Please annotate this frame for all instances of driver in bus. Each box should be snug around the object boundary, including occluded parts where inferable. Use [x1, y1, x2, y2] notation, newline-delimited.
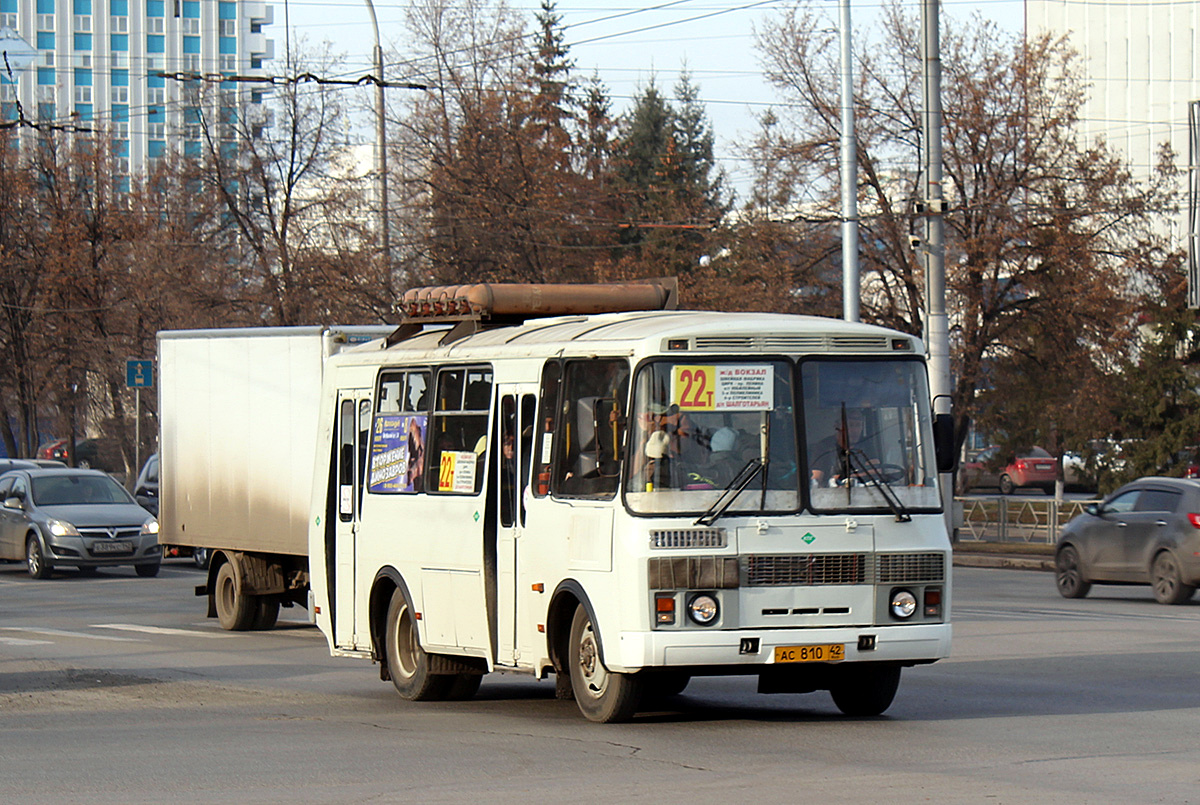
[810, 408, 874, 487]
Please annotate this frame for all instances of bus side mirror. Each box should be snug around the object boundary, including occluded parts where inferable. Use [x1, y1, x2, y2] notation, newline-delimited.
[933, 413, 956, 473]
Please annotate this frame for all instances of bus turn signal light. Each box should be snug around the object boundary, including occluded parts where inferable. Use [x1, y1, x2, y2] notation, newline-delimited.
[656, 595, 676, 625]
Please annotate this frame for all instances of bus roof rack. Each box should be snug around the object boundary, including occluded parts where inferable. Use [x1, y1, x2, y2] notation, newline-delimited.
[385, 278, 679, 347]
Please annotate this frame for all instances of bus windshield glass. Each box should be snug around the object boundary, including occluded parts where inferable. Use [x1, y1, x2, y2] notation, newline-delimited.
[624, 360, 800, 515]
[802, 359, 941, 512]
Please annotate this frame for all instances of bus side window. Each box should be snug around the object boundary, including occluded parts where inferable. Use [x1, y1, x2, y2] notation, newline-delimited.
[533, 362, 562, 497]
[427, 366, 492, 494]
[556, 359, 628, 498]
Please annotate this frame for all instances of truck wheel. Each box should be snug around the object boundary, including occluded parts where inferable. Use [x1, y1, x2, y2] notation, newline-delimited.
[215, 561, 256, 630]
[27, 536, 53, 580]
[568, 604, 642, 722]
[252, 597, 280, 630]
[384, 589, 450, 701]
[829, 663, 902, 717]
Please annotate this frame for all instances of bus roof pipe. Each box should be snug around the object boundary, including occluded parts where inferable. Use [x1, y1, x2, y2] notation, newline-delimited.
[387, 279, 680, 347]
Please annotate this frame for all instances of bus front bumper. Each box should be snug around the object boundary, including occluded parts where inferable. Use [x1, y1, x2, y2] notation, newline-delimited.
[608, 622, 952, 672]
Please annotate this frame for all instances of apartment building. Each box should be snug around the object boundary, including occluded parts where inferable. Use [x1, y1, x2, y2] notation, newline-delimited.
[1, 0, 273, 182]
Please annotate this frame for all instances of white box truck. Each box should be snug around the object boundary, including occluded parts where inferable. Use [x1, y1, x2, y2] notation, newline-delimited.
[158, 326, 392, 630]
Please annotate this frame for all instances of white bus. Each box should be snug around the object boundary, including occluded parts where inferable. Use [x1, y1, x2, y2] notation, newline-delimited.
[308, 282, 954, 722]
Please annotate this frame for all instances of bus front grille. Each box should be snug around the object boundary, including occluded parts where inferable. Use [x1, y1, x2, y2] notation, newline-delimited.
[649, 528, 727, 549]
[876, 552, 946, 583]
[746, 553, 868, 586]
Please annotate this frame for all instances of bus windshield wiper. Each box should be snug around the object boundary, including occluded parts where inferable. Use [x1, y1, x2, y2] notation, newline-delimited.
[844, 448, 911, 522]
[695, 458, 763, 527]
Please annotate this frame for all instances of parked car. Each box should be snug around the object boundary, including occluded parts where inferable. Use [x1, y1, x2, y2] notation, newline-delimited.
[0, 468, 160, 578]
[36, 438, 121, 471]
[1055, 477, 1200, 604]
[958, 445, 1058, 495]
[0, 458, 39, 474]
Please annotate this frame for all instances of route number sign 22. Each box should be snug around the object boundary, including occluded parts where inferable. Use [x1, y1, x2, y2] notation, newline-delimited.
[670, 365, 774, 412]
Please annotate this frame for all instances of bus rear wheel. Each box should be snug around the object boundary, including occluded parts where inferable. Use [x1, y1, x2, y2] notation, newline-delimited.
[829, 662, 902, 717]
[568, 604, 642, 723]
[385, 589, 450, 701]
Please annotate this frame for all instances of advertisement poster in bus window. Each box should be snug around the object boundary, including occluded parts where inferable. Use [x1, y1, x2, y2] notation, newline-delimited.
[368, 414, 427, 493]
[670, 364, 774, 411]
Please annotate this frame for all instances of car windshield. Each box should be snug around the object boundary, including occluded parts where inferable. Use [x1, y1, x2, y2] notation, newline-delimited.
[32, 475, 134, 506]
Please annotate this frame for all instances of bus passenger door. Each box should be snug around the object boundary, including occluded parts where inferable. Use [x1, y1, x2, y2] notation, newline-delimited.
[333, 390, 372, 650]
[492, 390, 536, 665]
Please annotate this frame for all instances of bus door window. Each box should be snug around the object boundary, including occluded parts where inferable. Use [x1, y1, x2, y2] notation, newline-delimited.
[519, 394, 535, 525]
[370, 370, 429, 495]
[499, 395, 517, 528]
[532, 362, 562, 498]
[428, 365, 493, 494]
[357, 400, 371, 511]
[338, 399, 356, 521]
[556, 359, 629, 498]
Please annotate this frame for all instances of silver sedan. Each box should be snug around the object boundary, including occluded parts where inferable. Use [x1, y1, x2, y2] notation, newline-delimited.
[0, 468, 161, 578]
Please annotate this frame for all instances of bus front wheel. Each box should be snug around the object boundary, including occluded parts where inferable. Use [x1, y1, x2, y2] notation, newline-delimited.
[568, 604, 642, 723]
[829, 662, 901, 717]
[385, 589, 450, 701]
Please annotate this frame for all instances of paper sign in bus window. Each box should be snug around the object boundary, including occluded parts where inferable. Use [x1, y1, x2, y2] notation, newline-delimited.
[438, 450, 477, 493]
[671, 364, 774, 411]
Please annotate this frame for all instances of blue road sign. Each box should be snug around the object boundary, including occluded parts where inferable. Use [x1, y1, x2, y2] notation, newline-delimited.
[126, 359, 154, 388]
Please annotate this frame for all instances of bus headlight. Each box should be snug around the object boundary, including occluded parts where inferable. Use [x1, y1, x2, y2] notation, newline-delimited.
[890, 589, 917, 619]
[687, 593, 719, 625]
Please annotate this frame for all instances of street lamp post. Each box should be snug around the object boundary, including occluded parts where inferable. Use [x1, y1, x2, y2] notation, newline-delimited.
[362, 1, 389, 268]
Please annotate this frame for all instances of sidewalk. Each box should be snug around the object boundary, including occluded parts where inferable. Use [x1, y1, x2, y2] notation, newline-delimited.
[952, 540, 1055, 572]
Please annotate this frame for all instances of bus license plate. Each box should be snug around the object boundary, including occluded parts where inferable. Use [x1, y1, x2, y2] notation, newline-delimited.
[92, 541, 132, 554]
[773, 643, 844, 663]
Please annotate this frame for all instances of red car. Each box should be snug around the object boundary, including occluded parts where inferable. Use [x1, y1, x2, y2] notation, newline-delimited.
[958, 445, 1058, 495]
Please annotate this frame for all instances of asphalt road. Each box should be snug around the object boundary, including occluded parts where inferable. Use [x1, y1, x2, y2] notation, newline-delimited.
[1, 559, 1196, 804]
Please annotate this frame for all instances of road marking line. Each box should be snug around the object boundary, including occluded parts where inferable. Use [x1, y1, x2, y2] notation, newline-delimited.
[0, 636, 53, 646]
[93, 623, 234, 638]
[0, 626, 146, 643]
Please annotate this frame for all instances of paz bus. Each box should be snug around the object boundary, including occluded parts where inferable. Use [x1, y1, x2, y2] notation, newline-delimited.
[308, 281, 954, 722]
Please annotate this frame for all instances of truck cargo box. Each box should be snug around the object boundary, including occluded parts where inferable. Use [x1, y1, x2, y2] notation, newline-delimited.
[158, 326, 390, 557]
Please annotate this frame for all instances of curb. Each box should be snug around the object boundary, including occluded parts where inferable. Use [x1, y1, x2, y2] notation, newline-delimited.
[953, 553, 1054, 572]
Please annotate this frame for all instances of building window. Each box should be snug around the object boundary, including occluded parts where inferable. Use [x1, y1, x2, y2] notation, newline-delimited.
[73, 15, 91, 33]
[149, 122, 165, 139]
[182, 54, 199, 72]
[115, 157, 130, 174]
[250, 55, 262, 69]
[111, 86, 128, 103]
[74, 86, 92, 104]
[37, 14, 55, 30]
[111, 15, 128, 33]
[148, 87, 165, 105]
[181, 17, 198, 35]
[0, 13, 18, 28]
[144, 56, 158, 71]
[42, 52, 55, 67]
[73, 53, 92, 68]
[147, 17, 164, 34]
[111, 51, 127, 68]
[220, 19, 236, 37]
[37, 85, 55, 102]
[114, 121, 129, 138]
[219, 54, 236, 72]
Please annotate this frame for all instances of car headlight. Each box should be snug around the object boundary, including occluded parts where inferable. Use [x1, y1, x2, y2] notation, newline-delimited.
[890, 589, 918, 619]
[47, 518, 81, 537]
[687, 593, 719, 625]
[141, 519, 159, 536]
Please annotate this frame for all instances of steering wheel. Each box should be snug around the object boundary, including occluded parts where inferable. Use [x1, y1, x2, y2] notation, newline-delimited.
[843, 463, 906, 485]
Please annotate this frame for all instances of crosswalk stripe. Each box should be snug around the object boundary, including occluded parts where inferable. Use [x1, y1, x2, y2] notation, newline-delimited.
[0, 626, 144, 643]
[92, 623, 234, 638]
[0, 636, 53, 646]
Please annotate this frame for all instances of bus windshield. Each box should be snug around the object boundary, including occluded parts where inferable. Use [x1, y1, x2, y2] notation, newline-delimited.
[803, 359, 941, 512]
[623, 357, 941, 516]
[624, 360, 800, 515]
